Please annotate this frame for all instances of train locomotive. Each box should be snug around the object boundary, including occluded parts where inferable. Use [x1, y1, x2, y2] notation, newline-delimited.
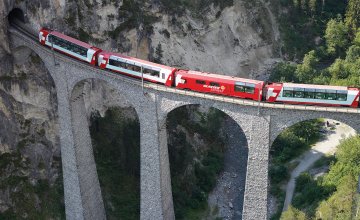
[38, 28, 360, 108]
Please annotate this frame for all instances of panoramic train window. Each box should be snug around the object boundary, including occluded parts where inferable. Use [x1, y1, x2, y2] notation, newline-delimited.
[128, 63, 141, 72]
[144, 68, 160, 77]
[283, 88, 294, 97]
[304, 88, 315, 99]
[109, 59, 124, 67]
[108, 58, 143, 72]
[325, 91, 337, 100]
[48, 35, 87, 56]
[294, 88, 304, 98]
[294, 91, 304, 98]
[283, 87, 348, 101]
[336, 91, 347, 101]
[196, 80, 206, 85]
[315, 92, 326, 99]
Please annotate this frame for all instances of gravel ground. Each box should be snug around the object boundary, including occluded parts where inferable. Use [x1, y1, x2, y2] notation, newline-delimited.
[206, 117, 249, 220]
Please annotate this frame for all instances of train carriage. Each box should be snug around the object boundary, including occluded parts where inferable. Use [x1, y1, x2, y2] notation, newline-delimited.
[175, 70, 264, 101]
[265, 82, 360, 108]
[37, 27, 360, 109]
[38, 28, 102, 65]
[97, 51, 176, 86]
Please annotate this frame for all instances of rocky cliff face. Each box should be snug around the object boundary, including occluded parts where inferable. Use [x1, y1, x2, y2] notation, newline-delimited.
[1, 0, 280, 78]
[0, 46, 63, 217]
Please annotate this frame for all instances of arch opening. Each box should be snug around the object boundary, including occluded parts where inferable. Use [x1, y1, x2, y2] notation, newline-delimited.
[7, 8, 26, 24]
[166, 104, 248, 219]
[269, 118, 358, 219]
[71, 79, 140, 219]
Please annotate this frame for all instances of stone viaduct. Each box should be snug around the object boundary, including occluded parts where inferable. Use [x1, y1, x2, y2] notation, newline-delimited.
[7, 24, 360, 220]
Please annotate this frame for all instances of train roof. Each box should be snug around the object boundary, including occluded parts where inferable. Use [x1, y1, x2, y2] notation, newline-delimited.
[50, 31, 94, 49]
[176, 70, 264, 84]
[282, 82, 350, 91]
[100, 51, 176, 71]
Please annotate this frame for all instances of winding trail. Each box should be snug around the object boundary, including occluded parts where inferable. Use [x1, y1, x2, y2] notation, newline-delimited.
[282, 120, 356, 211]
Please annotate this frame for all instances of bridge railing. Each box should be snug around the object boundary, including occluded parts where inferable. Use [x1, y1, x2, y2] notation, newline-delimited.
[9, 27, 360, 114]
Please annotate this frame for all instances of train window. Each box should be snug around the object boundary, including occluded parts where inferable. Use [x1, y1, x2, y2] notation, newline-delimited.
[109, 59, 123, 67]
[293, 88, 304, 98]
[234, 85, 245, 92]
[162, 73, 165, 79]
[144, 68, 160, 77]
[304, 88, 315, 99]
[49, 35, 88, 57]
[210, 82, 220, 87]
[315, 92, 326, 99]
[119, 62, 128, 69]
[283, 90, 293, 97]
[244, 87, 255, 94]
[135, 66, 142, 72]
[336, 91, 347, 101]
[294, 91, 304, 98]
[304, 92, 315, 99]
[326, 92, 337, 100]
[196, 80, 206, 85]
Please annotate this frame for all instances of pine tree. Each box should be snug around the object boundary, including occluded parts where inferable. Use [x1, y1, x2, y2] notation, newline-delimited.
[154, 43, 163, 64]
[345, 0, 360, 34]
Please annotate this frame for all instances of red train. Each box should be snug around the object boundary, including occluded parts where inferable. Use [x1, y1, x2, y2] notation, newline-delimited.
[39, 28, 360, 108]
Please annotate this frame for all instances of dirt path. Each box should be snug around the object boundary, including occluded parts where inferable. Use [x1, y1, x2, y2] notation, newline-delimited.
[282, 120, 356, 211]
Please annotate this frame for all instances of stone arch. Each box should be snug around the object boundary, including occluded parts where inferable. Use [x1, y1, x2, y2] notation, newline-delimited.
[268, 112, 359, 218]
[70, 78, 141, 220]
[165, 103, 249, 219]
[7, 8, 26, 24]
[12, 45, 57, 88]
